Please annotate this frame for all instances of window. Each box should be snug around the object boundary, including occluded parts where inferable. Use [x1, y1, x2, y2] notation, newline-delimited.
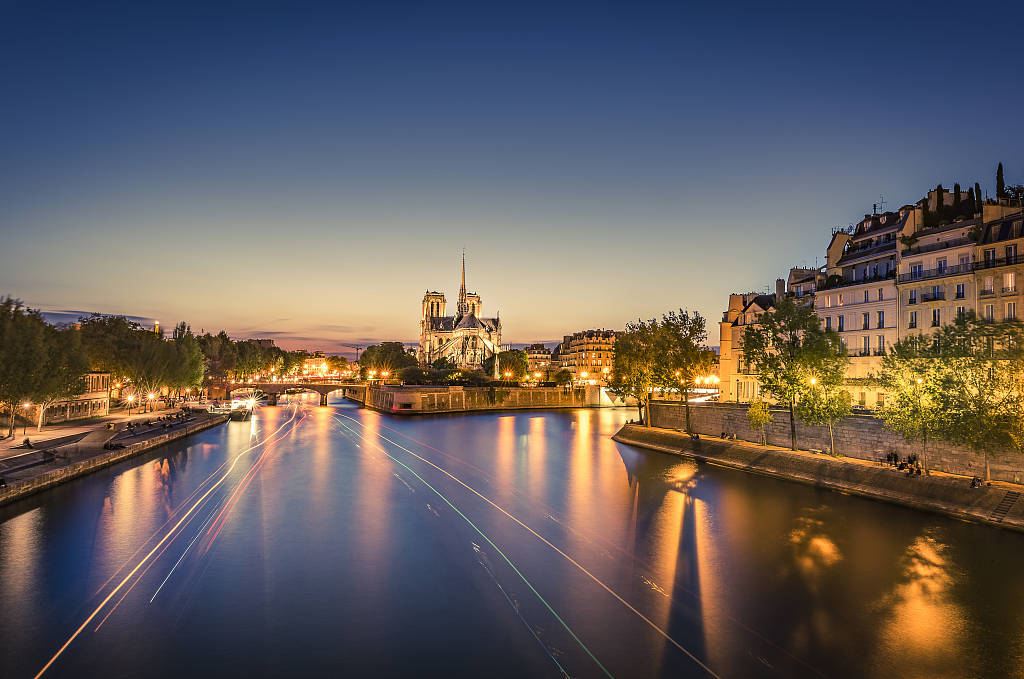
[838, 315, 844, 332]
[959, 255, 970, 268]
[956, 283, 965, 299]
[862, 312, 870, 330]
[877, 393, 886, 407]
[864, 290, 869, 302]
[877, 335, 885, 352]
[909, 311, 917, 329]
[957, 306, 966, 319]
[838, 294, 844, 305]
[861, 336, 870, 355]
[932, 285, 941, 299]
[1007, 244, 1018, 262]
[936, 257, 947, 274]
[932, 308, 941, 327]
[1008, 302, 1017, 321]
[825, 296, 832, 308]
[1004, 272, 1016, 293]
[877, 310, 884, 328]
[878, 288, 884, 301]
[825, 316, 832, 330]
[911, 263, 923, 278]
[858, 392, 867, 406]
[908, 290, 917, 304]
[984, 276, 994, 294]
[985, 249, 996, 266]
[985, 304, 995, 321]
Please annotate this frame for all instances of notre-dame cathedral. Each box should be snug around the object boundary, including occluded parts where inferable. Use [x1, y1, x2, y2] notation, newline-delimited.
[418, 255, 502, 368]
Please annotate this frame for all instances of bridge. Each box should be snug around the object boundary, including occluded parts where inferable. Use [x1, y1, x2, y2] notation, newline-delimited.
[212, 381, 366, 407]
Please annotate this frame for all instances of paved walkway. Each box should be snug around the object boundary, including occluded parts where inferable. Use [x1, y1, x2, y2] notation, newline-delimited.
[0, 404, 175, 460]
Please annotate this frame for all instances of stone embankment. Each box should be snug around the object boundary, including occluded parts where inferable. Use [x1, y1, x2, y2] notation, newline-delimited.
[614, 424, 1024, 533]
[0, 413, 229, 508]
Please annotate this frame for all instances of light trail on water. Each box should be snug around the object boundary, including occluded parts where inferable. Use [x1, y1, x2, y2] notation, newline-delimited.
[330, 410, 722, 679]
[32, 406, 304, 679]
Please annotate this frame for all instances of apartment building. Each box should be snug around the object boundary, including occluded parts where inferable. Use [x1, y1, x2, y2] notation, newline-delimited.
[718, 288, 780, 403]
[814, 209, 911, 407]
[554, 329, 618, 384]
[974, 209, 1024, 323]
[899, 217, 979, 334]
[523, 343, 553, 377]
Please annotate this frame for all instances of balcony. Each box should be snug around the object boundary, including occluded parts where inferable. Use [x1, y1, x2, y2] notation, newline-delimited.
[974, 253, 1024, 270]
[819, 271, 896, 291]
[922, 291, 946, 302]
[908, 323, 917, 329]
[898, 262, 972, 283]
[1003, 286, 1018, 294]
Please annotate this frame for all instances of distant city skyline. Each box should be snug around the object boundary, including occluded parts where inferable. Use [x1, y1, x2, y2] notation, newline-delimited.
[2, 0, 1022, 353]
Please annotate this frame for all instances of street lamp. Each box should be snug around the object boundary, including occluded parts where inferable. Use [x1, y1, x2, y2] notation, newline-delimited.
[22, 402, 30, 435]
[127, 394, 135, 416]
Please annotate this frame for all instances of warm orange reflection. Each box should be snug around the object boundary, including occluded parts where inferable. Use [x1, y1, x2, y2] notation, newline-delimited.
[871, 530, 970, 678]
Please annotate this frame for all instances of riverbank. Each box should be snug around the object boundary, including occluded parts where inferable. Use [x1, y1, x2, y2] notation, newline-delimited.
[613, 424, 1024, 533]
[0, 412, 229, 508]
[351, 384, 600, 414]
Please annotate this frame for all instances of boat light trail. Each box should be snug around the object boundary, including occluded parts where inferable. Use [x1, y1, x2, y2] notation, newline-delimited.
[32, 407, 303, 679]
[331, 411, 721, 679]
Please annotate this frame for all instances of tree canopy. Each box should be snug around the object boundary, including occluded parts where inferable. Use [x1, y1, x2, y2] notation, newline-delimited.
[483, 349, 528, 380]
[741, 295, 848, 450]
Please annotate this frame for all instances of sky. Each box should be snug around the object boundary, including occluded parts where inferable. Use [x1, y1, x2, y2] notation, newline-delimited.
[2, 0, 1022, 356]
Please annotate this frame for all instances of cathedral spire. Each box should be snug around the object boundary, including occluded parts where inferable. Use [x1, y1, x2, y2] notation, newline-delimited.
[457, 251, 469, 317]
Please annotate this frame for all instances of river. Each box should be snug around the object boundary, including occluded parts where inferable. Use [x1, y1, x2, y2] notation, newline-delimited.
[2, 398, 1023, 678]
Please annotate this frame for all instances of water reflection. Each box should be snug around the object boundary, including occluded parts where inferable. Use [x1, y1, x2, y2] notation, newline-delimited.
[1, 406, 1023, 679]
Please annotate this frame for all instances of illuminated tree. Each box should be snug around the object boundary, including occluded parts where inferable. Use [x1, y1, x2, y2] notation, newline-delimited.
[609, 318, 660, 426]
[746, 400, 773, 446]
[659, 309, 715, 433]
[741, 295, 848, 450]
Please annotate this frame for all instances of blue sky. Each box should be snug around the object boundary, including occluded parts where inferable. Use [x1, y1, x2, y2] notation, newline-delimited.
[2, 0, 1022, 354]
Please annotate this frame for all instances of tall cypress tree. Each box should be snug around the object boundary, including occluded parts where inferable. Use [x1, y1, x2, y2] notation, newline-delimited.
[953, 182, 962, 217]
[975, 182, 983, 210]
[967, 187, 976, 216]
[997, 162, 1006, 200]
[935, 184, 945, 221]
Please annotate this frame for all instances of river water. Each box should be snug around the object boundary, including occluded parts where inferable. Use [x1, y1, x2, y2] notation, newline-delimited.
[2, 398, 1023, 678]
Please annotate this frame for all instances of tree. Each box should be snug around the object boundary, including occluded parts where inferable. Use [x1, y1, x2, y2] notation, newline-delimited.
[746, 400, 773, 446]
[359, 342, 417, 377]
[431, 357, 457, 371]
[170, 323, 205, 395]
[929, 314, 1024, 480]
[483, 349, 528, 380]
[31, 325, 90, 431]
[967, 187, 977, 216]
[997, 162, 1006, 200]
[659, 309, 715, 433]
[608, 318, 660, 426]
[552, 368, 572, 387]
[0, 298, 51, 438]
[874, 334, 944, 475]
[741, 295, 848, 450]
[975, 182, 983, 209]
[1006, 184, 1024, 207]
[952, 182, 962, 217]
[796, 378, 851, 455]
[935, 184, 945, 220]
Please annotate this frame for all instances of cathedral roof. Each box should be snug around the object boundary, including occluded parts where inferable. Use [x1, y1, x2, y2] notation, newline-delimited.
[428, 313, 499, 333]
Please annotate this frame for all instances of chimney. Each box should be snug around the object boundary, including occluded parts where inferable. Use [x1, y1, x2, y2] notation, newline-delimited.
[775, 278, 786, 301]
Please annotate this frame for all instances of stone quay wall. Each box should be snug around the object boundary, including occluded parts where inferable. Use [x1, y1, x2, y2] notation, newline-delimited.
[649, 401, 1023, 483]
[613, 425, 1024, 533]
[0, 415, 229, 508]
[360, 386, 587, 415]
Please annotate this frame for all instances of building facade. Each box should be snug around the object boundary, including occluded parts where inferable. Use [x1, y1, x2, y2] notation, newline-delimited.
[23, 371, 111, 426]
[554, 329, 618, 384]
[524, 343, 553, 377]
[418, 255, 502, 368]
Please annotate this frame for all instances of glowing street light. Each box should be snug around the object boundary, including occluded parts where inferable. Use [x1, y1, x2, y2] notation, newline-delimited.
[21, 402, 30, 435]
[809, 377, 817, 386]
[127, 394, 135, 416]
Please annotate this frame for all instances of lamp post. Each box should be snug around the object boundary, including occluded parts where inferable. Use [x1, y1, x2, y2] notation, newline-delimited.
[147, 393, 154, 413]
[126, 395, 135, 416]
[22, 402, 30, 435]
